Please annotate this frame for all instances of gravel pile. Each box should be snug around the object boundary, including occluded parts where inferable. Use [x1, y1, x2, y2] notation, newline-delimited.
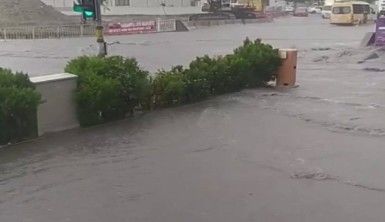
[0, 0, 77, 26]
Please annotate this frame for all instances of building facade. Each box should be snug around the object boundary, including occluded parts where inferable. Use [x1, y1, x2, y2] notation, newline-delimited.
[105, 0, 202, 7]
[41, 0, 203, 15]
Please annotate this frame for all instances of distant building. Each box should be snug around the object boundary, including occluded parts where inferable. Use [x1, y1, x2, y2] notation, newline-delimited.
[266, 0, 286, 9]
[105, 0, 201, 7]
[324, 0, 333, 5]
[41, 0, 203, 15]
[102, 0, 202, 15]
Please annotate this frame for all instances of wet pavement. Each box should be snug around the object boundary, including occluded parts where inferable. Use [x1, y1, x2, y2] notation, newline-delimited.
[2, 16, 385, 221]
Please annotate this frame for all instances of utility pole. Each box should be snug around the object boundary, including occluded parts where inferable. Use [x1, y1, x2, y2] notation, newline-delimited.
[94, 0, 107, 57]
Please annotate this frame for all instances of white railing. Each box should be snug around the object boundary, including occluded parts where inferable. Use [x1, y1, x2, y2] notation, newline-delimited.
[0, 19, 178, 40]
[156, 19, 177, 33]
[0, 24, 96, 40]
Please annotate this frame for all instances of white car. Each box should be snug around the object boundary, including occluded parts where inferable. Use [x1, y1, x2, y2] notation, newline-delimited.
[285, 6, 294, 13]
[322, 5, 332, 19]
[308, 6, 322, 14]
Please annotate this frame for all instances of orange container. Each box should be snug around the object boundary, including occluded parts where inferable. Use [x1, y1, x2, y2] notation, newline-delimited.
[276, 49, 298, 87]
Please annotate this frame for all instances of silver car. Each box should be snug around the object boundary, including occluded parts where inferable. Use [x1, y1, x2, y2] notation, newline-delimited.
[322, 5, 332, 18]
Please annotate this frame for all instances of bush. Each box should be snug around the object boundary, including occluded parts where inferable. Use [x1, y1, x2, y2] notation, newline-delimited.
[183, 67, 211, 103]
[152, 66, 186, 107]
[65, 56, 151, 127]
[232, 38, 282, 87]
[186, 39, 281, 95]
[75, 75, 126, 126]
[152, 64, 211, 107]
[0, 68, 41, 145]
[188, 55, 242, 95]
[66, 39, 281, 126]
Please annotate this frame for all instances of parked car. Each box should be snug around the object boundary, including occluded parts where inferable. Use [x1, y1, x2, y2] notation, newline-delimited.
[308, 6, 322, 13]
[294, 7, 309, 16]
[285, 6, 294, 13]
[322, 5, 332, 19]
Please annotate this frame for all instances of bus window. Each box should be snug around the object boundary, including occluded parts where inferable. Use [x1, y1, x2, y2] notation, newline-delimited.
[323, 5, 332, 11]
[332, 6, 351, 14]
[353, 4, 364, 14]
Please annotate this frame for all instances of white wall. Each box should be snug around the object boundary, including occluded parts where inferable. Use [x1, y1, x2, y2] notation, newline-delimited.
[30, 73, 79, 136]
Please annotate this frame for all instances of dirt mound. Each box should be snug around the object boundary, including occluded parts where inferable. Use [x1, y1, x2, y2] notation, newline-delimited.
[0, 0, 77, 26]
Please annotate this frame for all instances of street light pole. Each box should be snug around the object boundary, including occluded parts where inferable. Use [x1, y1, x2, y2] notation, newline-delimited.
[94, 0, 107, 57]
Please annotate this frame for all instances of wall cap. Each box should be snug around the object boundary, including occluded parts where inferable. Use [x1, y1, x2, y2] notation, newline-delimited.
[30, 73, 77, 84]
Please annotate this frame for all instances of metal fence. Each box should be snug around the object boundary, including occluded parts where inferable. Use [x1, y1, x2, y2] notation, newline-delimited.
[156, 19, 177, 33]
[0, 19, 178, 40]
[0, 24, 96, 40]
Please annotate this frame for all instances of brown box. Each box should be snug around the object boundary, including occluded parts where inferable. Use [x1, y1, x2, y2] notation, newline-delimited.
[276, 49, 298, 87]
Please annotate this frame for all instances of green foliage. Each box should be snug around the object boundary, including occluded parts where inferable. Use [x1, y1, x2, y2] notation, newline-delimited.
[0, 68, 35, 88]
[66, 39, 281, 127]
[65, 56, 151, 127]
[152, 66, 186, 107]
[0, 68, 40, 145]
[188, 55, 244, 95]
[186, 38, 281, 94]
[75, 75, 126, 126]
[183, 67, 211, 103]
[232, 38, 282, 87]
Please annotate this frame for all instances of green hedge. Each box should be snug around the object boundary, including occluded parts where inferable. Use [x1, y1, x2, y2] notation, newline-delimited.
[152, 38, 281, 107]
[66, 39, 281, 127]
[0, 68, 41, 145]
[65, 56, 151, 127]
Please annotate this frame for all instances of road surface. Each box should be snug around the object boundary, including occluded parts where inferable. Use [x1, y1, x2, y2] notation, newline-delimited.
[2, 16, 385, 222]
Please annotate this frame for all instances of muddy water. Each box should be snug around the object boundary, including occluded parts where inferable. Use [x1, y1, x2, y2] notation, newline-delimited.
[1, 93, 385, 222]
[2, 16, 385, 221]
[0, 15, 372, 76]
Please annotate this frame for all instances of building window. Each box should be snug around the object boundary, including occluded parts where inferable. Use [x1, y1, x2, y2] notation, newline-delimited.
[115, 0, 130, 6]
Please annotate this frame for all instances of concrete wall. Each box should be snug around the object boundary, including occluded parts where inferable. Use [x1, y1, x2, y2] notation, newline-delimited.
[30, 73, 79, 136]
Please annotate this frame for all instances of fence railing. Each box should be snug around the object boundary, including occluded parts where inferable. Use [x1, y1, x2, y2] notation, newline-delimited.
[156, 19, 177, 33]
[0, 19, 178, 40]
[0, 24, 97, 40]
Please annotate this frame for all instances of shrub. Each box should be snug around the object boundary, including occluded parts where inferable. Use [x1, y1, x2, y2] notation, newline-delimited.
[188, 55, 242, 95]
[0, 68, 40, 145]
[65, 56, 151, 127]
[186, 39, 281, 95]
[232, 38, 282, 87]
[183, 67, 211, 103]
[152, 66, 186, 107]
[65, 39, 281, 126]
[75, 75, 126, 126]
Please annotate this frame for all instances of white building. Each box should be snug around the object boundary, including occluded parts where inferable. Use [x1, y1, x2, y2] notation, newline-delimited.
[267, 0, 287, 10]
[42, 0, 203, 15]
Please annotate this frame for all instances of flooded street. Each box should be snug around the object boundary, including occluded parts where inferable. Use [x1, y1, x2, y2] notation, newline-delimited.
[0, 16, 373, 76]
[2, 16, 385, 221]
